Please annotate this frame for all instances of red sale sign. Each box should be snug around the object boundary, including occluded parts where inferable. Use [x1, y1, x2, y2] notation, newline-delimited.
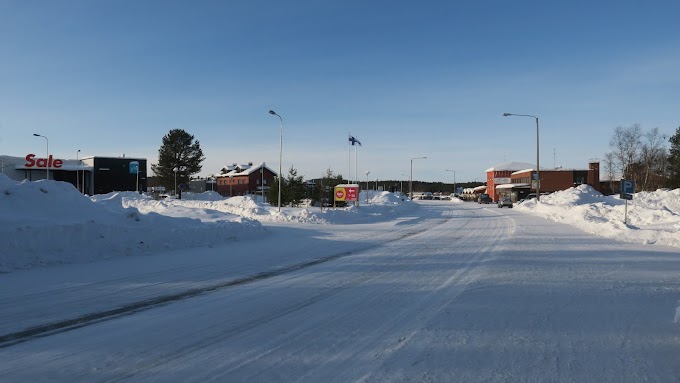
[24, 154, 63, 169]
[334, 184, 359, 202]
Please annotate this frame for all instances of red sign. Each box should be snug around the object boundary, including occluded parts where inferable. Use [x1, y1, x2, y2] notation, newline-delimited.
[334, 185, 359, 202]
[24, 154, 63, 169]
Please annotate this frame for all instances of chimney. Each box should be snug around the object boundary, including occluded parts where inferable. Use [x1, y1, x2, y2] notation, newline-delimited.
[588, 162, 600, 192]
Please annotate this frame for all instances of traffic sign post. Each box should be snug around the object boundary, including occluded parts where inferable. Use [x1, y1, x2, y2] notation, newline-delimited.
[620, 179, 634, 224]
[129, 161, 140, 193]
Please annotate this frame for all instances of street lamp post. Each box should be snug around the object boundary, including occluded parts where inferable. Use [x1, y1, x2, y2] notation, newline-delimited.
[268, 110, 283, 212]
[33, 134, 49, 180]
[445, 169, 456, 196]
[503, 113, 540, 201]
[410, 157, 427, 199]
[365, 170, 370, 204]
[229, 174, 233, 197]
[173, 166, 178, 197]
[76, 149, 81, 193]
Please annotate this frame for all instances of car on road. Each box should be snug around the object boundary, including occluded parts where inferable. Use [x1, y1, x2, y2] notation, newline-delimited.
[497, 197, 513, 208]
[478, 194, 492, 204]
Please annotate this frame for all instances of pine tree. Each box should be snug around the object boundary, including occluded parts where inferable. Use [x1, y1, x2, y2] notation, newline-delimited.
[668, 126, 680, 189]
[285, 166, 305, 207]
[150, 129, 205, 194]
[315, 168, 345, 206]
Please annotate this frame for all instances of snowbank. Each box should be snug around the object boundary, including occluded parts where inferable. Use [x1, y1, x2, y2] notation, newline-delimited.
[0, 175, 420, 272]
[516, 185, 680, 248]
[0, 175, 263, 273]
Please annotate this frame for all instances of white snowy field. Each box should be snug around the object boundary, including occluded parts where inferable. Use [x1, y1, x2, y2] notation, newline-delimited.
[1, 176, 680, 382]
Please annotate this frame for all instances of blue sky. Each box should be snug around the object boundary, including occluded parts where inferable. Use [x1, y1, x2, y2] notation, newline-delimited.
[1, 1, 679, 183]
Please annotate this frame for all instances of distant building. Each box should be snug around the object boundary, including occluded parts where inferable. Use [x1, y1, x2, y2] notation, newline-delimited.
[486, 161, 601, 202]
[485, 161, 535, 202]
[215, 162, 277, 197]
[1, 154, 147, 195]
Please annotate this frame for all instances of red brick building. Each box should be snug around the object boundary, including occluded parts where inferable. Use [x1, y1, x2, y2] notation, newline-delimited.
[485, 162, 535, 202]
[215, 162, 277, 197]
[486, 161, 601, 202]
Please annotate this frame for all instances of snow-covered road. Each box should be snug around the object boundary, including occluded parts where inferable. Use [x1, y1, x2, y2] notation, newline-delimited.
[2, 201, 680, 382]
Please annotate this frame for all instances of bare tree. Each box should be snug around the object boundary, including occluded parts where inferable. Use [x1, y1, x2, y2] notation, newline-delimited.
[603, 152, 616, 192]
[609, 124, 642, 180]
[639, 128, 668, 190]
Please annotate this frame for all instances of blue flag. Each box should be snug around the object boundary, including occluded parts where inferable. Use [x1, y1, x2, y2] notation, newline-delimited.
[349, 135, 362, 146]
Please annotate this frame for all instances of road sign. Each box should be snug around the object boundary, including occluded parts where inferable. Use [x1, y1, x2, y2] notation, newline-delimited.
[621, 179, 634, 194]
[620, 179, 634, 224]
[128, 161, 139, 174]
[334, 184, 359, 202]
[620, 179, 634, 200]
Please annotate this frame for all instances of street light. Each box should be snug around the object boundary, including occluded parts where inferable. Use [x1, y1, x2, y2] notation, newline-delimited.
[503, 113, 540, 201]
[173, 166, 178, 197]
[33, 133, 49, 180]
[365, 170, 370, 204]
[445, 169, 456, 196]
[76, 149, 81, 193]
[268, 110, 283, 212]
[229, 174, 233, 197]
[410, 156, 427, 199]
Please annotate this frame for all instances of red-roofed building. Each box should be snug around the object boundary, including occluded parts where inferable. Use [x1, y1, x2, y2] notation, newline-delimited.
[215, 162, 277, 197]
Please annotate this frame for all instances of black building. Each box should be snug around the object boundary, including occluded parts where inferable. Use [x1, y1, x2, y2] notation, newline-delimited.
[82, 156, 147, 195]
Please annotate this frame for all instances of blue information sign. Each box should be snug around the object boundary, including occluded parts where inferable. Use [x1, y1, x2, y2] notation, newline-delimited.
[129, 161, 139, 174]
[620, 179, 634, 200]
[621, 180, 634, 194]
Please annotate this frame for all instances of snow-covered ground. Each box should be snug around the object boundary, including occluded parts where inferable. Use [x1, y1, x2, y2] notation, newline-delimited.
[516, 185, 680, 248]
[2, 176, 677, 274]
[2, 176, 680, 382]
[0, 174, 416, 273]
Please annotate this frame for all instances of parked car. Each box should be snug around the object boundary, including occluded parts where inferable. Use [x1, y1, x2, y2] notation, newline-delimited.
[478, 193, 492, 204]
[497, 197, 513, 208]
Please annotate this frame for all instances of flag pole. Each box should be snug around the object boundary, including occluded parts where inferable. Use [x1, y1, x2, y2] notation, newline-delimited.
[348, 132, 351, 183]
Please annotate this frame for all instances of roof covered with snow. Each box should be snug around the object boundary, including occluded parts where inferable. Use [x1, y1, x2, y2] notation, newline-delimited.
[218, 163, 277, 177]
[485, 161, 535, 172]
[496, 183, 531, 189]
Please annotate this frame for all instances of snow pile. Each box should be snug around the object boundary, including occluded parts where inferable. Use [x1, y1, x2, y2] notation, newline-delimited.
[178, 191, 224, 201]
[0, 175, 421, 272]
[0, 175, 263, 273]
[516, 185, 680, 248]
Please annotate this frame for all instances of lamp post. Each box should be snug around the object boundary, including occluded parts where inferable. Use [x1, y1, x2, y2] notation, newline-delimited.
[229, 174, 233, 197]
[503, 113, 540, 201]
[173, 166, 178, 197]
[365, 170, 370, 204]
[268, 110, 283, 212]
[445, 169, 456, 196]
[410, 156, 427, 199]
[33, 133, 49, 180]
[76, 149, 81, 193]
